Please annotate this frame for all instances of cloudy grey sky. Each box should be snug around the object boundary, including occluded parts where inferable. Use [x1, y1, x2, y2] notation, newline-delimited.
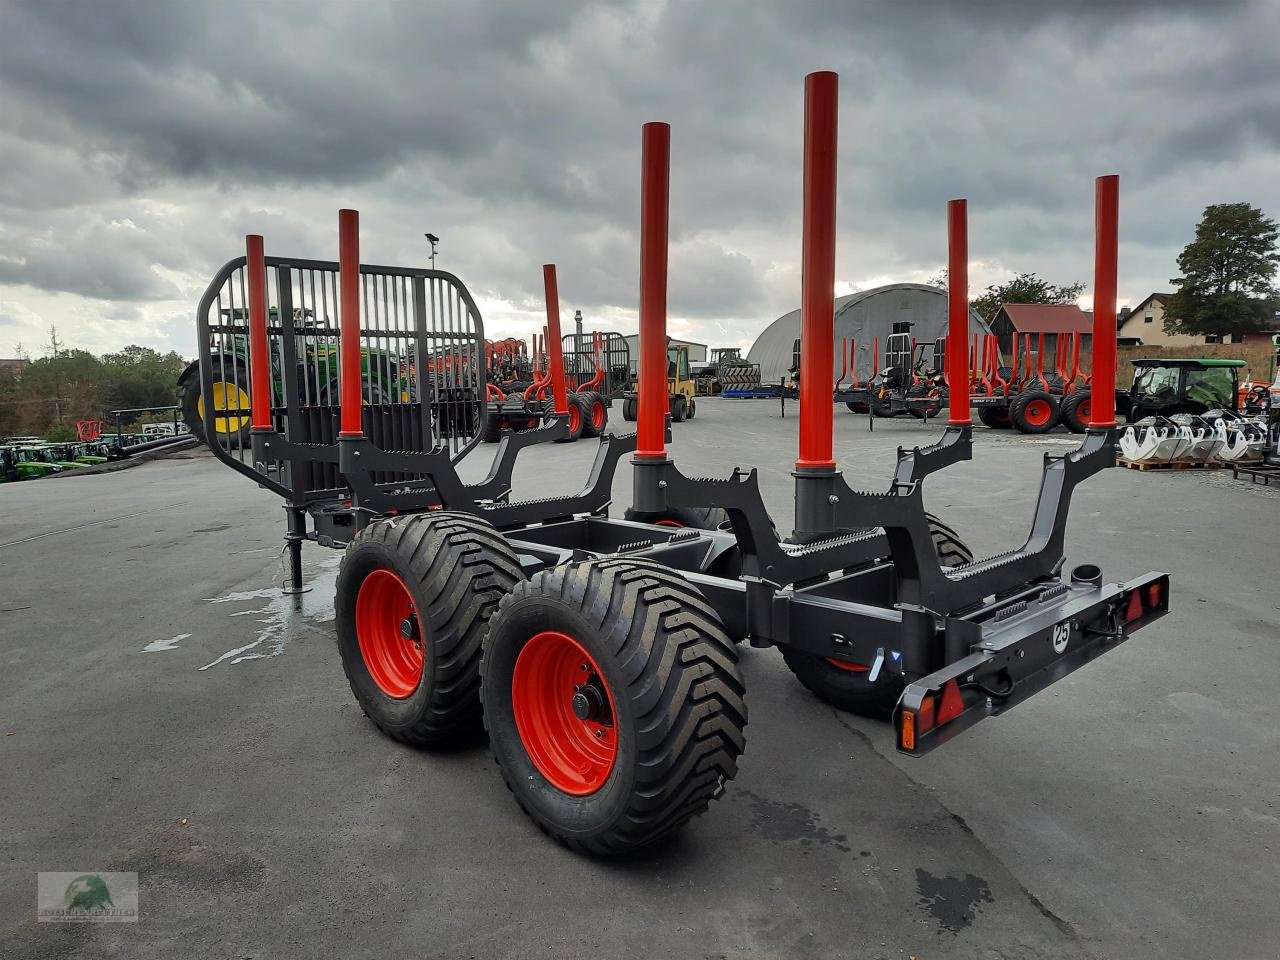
[1, 0, 1277, 358]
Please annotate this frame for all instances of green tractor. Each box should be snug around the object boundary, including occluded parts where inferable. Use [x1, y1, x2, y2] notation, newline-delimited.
[4, 446, 66, 479]
[29, 445, 87, 470]
[176, 307, 410, 448]
[43, 442, 108, 466]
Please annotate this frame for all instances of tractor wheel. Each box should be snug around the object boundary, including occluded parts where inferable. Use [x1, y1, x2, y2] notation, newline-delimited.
[579, 391, 608, 438]
[335, 512, 524, 746]
[1010, 389, 1060, 434]
[622, 397, 638, 422]
[780, 512, 973, 719]
[845, 401, 870, 414]
[870, 392, 895, 418]
[622, 505, 729, 530]
[553, 396, 587, 443]
[977, 406, 1012, 429]
[670, 395, 688, 422]
[480, 558, 747, 855]
[180, 359, 252, 449]
[907, 386, 943, 420]
[1059, 389, 1092, 434]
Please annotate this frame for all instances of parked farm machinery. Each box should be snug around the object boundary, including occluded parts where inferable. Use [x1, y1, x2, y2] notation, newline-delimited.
[198, 71, 1168, 855]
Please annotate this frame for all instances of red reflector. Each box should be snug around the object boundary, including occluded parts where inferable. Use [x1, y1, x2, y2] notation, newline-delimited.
[1147, 582, 1162, 609]
[1123, 590, 1143, 623]
[936, 680, 965, 725]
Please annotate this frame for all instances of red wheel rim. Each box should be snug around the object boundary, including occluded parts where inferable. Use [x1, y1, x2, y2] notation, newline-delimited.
[512, 630, 618, 795]
[1025, 399, 1052, 426]
[1078, 398, 1091, 421]
[568, 404, 581, 432]
[591, 401, 605, 429]
[825, 658, 870, 673]
[355, 569, 424, 699]
[654, 519, 685, 528]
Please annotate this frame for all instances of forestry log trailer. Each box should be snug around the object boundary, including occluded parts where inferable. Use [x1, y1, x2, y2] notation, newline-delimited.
[195, 71, 1168, 855]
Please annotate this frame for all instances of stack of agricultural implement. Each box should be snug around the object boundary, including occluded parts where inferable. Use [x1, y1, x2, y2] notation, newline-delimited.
[480, 298, 609, 444]
[195, 71, 1169, 855]
[700, 348, 763, 396]
[831, 330, 946, 419]
[562, 329, 631, 400]
[966, 329, 1095, 433]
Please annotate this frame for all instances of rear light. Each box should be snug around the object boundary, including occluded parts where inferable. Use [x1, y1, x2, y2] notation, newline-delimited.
[936, 679, 964, 725]
[900, 711, 916, 751]
[900, 680, 968, 751]
[1123, 590, 1143, 623]
[1123, 579, 1166, 624]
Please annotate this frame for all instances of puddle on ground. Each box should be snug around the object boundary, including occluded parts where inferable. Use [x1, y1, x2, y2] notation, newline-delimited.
[143, 633, 191, 653]
[198, 553, 340, 671]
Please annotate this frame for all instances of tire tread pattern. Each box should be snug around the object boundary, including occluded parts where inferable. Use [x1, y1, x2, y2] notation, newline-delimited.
[482, 557, 746, 855]
[336, 511, 524, 745]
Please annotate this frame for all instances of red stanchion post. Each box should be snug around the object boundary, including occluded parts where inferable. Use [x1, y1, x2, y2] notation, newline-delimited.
[245, 235, 273, 431]
[636, 121, 671, 461]
[1089, 175, 1119, 427]
[795, 70, 838, 471]
[542, 265, 569, 415]
[338, 210, 364, 438]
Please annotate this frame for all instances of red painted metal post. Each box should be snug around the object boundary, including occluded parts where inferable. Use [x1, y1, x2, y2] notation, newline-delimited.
[848, 338, 858, 387]
[542, 265, 569, 415]
[946, 199, 970, 424]
[338, 209, 364, 438]
[1089, 174, 1119, 427]
[795, 70, 838, 471]
[872, 335, 879, 377]
[635, 121, 671, 460]
[245, 235, 273, 431]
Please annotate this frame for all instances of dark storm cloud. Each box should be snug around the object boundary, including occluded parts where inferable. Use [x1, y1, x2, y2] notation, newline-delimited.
[0, 0, 1277, 352]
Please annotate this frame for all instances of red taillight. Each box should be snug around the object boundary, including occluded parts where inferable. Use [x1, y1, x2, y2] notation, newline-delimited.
[1124, 590, 1144, 623]
[936, 679, 965, 725]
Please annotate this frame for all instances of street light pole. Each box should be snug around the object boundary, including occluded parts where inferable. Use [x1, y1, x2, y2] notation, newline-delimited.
[424, 233, 440, 271]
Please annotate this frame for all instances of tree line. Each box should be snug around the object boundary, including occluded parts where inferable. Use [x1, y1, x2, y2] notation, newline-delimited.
[931, 203, 1279, 338]
[0, 327, 185, 440]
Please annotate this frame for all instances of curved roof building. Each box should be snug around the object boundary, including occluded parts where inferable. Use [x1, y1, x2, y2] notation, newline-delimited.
[746, 283, 993, 385]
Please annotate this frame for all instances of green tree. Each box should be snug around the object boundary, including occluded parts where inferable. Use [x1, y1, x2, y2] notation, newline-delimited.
[969, 273, 1085, 323]
[99, 345, 185, 411]
[1164, 203, 1279, 337]
[928, 270, 1085, 321]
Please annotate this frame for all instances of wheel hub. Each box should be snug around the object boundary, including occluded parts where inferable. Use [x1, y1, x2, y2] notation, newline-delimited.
[571, 682, 606, 721]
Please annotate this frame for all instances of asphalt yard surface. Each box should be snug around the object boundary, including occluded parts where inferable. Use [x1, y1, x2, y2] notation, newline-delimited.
[2, 397, 1277, 959]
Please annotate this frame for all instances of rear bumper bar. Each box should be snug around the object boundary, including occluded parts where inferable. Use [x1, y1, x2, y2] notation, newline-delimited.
[894, 572, 1169, 756]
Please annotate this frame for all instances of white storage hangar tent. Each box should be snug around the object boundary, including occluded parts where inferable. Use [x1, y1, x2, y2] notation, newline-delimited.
[746, 283, 993, 384]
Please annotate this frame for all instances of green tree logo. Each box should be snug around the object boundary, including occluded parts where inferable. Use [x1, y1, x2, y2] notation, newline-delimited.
[63, 875, 114, 912]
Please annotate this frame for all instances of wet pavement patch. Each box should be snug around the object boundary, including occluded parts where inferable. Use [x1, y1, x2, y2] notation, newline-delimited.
[736, 789, 852, 852]
[914, 868, 993, 933]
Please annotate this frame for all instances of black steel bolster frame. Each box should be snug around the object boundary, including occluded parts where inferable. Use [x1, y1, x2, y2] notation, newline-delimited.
[895, 572, 1170, 756]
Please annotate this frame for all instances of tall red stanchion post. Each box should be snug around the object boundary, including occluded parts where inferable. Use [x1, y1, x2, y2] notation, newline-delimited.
[542, 265, 569, 416]
[795, 71, 838, 472]
[245, 235, 273, 432]
[793, 70, 840, 539]
[338, 209, 364, 438]
[1089, 175, 1119, 428]
[942, 199, 967, 424]
[635, 122, 671, 462]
